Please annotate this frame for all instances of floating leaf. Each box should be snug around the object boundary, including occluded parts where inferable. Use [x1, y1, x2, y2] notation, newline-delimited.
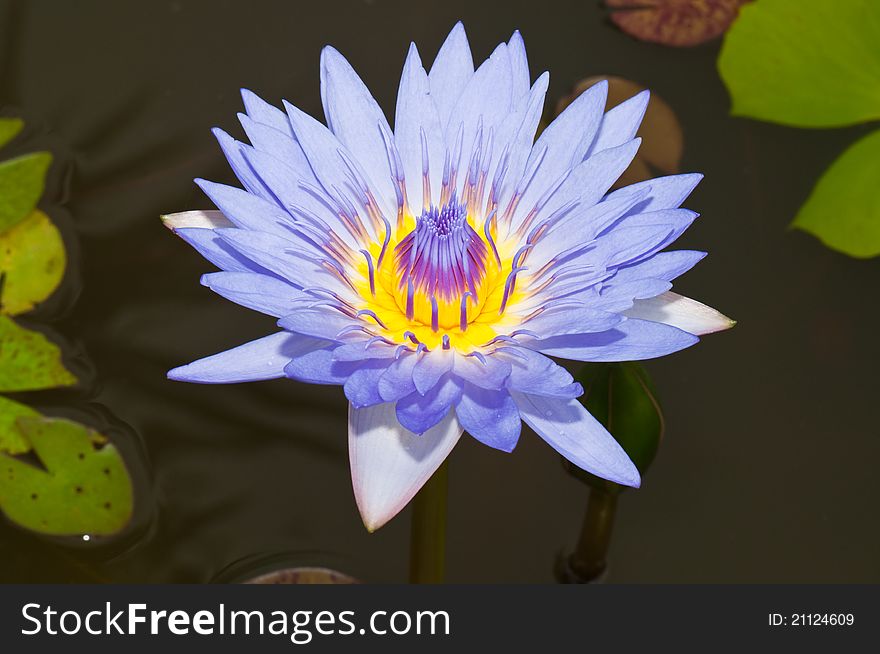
[607, 0, 747, 47]
[0, 417, 133, 535]
[792, 129, 880, 258]
[0, 118, 23, 150]
[0, 210, 66, 315]
[558, 76, 682, 187]
[0, 316, 76, 392]
[718, 0, 880, 128]
[0, 151, 52, 232]
[0, 395, 37, 455]
[568, 362, 664, 492]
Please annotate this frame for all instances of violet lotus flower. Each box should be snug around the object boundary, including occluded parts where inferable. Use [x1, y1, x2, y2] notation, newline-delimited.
[164, 23, 733, 531]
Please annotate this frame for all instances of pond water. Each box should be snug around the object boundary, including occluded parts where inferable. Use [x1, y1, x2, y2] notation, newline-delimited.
[1, 0, 878, 582]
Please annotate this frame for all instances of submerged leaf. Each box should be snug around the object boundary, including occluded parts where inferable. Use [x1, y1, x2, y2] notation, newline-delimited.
[0, 118, 24, 150]
[0, 316, 76, 392]
[0, 210, 66, 315]
[718, 0, 880, 128]
[0, 152, 52, 232]
[607, 0, 747, 47]
[568, 362, 664, 492]
[792, 129, 880, 258]
[558, 76, 683, 187]
[0, 395, 37, 455]
[0, 417, 133, 535]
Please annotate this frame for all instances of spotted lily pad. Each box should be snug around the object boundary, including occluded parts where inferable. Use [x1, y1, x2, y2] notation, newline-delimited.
[0, 395, 37, 455]
[792, 129, 880, 258]
[0, 316, 76, 392]
[0, 118, 24, 150]
[0, 210, 66, 315]
[0, 152, 52, 233]
[607, 0, 747, 47]
[558, 76, 682, 187]
[0, 417, 133, 535]
[718, 0, 880, 128]
[568, 362, 664, 492]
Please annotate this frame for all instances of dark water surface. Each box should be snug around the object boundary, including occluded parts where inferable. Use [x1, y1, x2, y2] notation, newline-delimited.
[1, 0, 878, 582]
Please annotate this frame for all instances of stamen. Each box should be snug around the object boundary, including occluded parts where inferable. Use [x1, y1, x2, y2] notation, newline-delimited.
[406, 279, 415, 320]
[442, 334, 451, 350]
[459, 291, 474, 332]
[482, 208, 502, 268]
[466, 351, 487, 365]
[359, 249, 376, 296]
[403, 331, 420, 344]
[430, 294, 439, 332]
[376, 214, 392, 268]
[499, 265, 528, 314]
[355, 309, 388, 329]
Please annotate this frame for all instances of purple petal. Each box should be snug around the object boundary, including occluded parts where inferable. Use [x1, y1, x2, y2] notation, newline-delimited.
[344, 365, 389, 408]
[604, 173, 703, 215]
[497, 347, 583, 398]
[455, 385, 521, 452]
[277, 308, 355, 341]
[172, 227, 262, 273]
[428, 21, 474, 127]
[284, 345, 352, 385]
[587, 90, 650, 157]
[241, 89, 292, 135]
[512, 392, 640, 487]
[532, 318, 700, 361]
[395, 43, 446, 212]
[377, 353, 418, 401]
[320, 46, 396, 209]
[168, 332, 322, 383]
[237, 114, 315, 186]
[195, 179, 292, 236]
[200, 272, 305, 317]
[395, 375, 462, 434]
[412, 349, 454, 395]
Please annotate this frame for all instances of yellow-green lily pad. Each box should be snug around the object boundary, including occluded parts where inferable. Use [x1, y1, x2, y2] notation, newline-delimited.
[718, 0, 880, 128]
[0, 395, 38, 455]
[792, 129, 880, 258]
[0, 316, 76, 392]
[0, 210, 66, 316]
[0, 118, 23, 150]
[0, 417, 133, 535]
[0, 151, 52, 232]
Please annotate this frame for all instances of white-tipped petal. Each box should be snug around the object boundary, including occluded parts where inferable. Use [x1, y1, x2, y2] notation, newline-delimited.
[349, 402, 462, 531]
[624, 291, 735, 336]
[161, 210, 232, 231]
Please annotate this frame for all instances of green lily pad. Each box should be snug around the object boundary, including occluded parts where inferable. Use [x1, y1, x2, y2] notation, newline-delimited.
[0, 395, 38, 455]
[0, 151, 52, 232]
[0, 210, 66, 315]
[0, 417, 133, 535]
[569, 362, 664, 492]
[718, 0, 880, 128]
[792, 129, 880, 258]
[0, 118, 23, 150]
[0, 316, 76, 392]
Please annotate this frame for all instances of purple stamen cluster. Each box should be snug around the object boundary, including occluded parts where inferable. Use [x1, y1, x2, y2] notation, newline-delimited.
[394, 196, 488, 309]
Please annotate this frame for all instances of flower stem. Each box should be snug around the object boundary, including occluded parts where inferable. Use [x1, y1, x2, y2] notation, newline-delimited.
[409, 461, 448, 584]
[567, 488, 618, 583]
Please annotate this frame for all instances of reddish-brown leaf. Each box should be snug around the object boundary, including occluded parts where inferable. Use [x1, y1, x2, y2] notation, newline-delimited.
[606, 0, 748, 47]
[556, 76, 683, 188]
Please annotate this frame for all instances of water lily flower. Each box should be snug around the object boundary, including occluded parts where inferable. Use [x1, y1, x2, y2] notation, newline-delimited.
[164, 23, 733, 531]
